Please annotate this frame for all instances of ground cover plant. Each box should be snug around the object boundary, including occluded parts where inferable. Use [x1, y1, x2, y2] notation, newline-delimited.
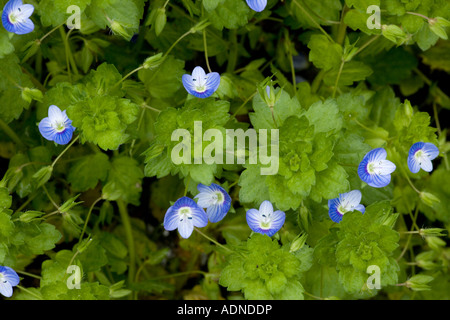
[0, 0, 449, 300]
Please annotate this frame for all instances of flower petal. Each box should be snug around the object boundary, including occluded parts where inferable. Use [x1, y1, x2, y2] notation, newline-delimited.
[422, 142, 439, 160]
[206, 204, 226, 223]
[408, 153, 421, 174]
[11, 18, 34, 35]
[419, 156, 433, 172]
[182, 74, 196, 96]
[368, 148, 387, 162]
[0, 267, 19, 286]
[373, 159, 396, 175]
[48, 105, 65, 123]
[246, 0, 267, 12]
[191, 205, 208, 228]
[340, 190, 362, 211]
[16, 3, 34, 19]
[246, 208, 261, 232]
[354, 204, 366, 214]
[269, 210, 285, 233]
[38, 117, 57, 141]
[178, 218, 194, 239]
[258, 200, 273, 217]
[163, 206, 179, 231]
[0, 281, 13, 298]
[53, 126, 74, 145]
[328, 198, 343, 223]
[204, 72, 220, 94]
[368, 172, 391, 188]
[191, 66, 206, 83]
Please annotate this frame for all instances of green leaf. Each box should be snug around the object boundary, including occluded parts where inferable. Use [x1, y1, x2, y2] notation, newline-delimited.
[102, 156, 143, 206]
[138, 55, 185, 99]
[307, 34, 342, 71]
[68, 153, 110, 191]
[0, 54, 33, 123]
[206, 0, 250, 30]
[38, 0, 91, 27]
[420, 40, 450, 72]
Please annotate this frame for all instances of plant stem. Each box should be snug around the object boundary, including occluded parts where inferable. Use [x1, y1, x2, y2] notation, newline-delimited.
[336, 4, 347, 45]
[42, 185, 59, 210]
[116, 199, 136, 293]
[332, 59, 345, 98]
[311, 69, 325, 93]
[406, 11, 431, 22]
[226, 29, 238, 73]
[0, 118, 25, 148]
[353, 35, 380, 57]
[17, 285, 43, 300]
[51, 135, 80, 168]
[227, 91, 257, 124]
[194, 228, 233, 253]
[165, 29, 193, 57]
[16, 270, 42, 280]
[203, 29, 212, 73]
[291, 0, 335, 43]
[78, 197, 102, 242]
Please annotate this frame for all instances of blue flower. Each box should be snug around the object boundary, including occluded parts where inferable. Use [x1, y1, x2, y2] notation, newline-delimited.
[246, 200, 285, 237]
[164, 197, 208, 239]
[246, 0, 267, 12]
[1, 0, 34, 35]
[328, 190, 365, 223]
[182, 66, 220, 98]
[358, 148, 396, 188]
[0, 266, 20, 298]
[38, 105, 76, 145]
[194, 183, 231, 223]
[408, 142, 440, 174]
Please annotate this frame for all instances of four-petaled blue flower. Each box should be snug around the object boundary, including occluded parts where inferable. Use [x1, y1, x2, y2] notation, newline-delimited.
[182, 66, 220, 98]
[246, 200, 285, 237]
[0, 266, 20, 298]
[194, 183, 231, 223]
[358, 148, 396, 188]
[1, 0, 34, 35]
[164, 196, 208, 239]
[408, 142, 440, 174]
[246, 0, 267, 12]
[328, 190, 365, 223]
[38, 105, 76, 145]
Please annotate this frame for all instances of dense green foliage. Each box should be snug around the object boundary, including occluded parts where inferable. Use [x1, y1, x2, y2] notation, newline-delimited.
[0, 0, 449, 300]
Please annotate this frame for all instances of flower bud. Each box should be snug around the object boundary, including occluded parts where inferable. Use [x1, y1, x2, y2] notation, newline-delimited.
[425, 236, 446, 251]
[21, 88, 43, 103]
[143, 53, 165, 70]
[419, 228, 446, 238]
[406, 274, 434, 291]
[109, 20, 133, 41]
[32, 166, 53, 189]
[420, 192, 440, 208]
[289, 232, 308, 253]
[381, 24, 408, 45]
[19, 210, 44, 223]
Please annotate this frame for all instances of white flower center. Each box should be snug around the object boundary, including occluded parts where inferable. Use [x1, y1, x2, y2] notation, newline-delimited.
[9, 7, 26, 24]
[193, 76, 208, 93]
[178, 207, 193, 222]
[212, 191, 224, 204]
[367, 161, 384, 175]
[52, 121, 67, 133]
[414, 150, 427, 165]
[260, 212, 272, 230]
